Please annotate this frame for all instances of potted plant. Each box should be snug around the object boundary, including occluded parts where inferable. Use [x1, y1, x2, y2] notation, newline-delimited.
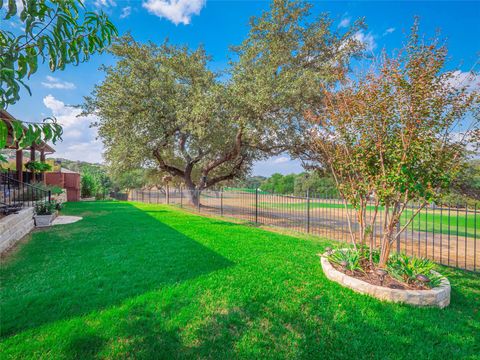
[34, 201, 58, 227]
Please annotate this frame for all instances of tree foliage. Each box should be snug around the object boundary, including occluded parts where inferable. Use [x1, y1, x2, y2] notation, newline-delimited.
[444, 159, 480, 206]
[80, 164, 111, 199]
[84, 0, 362, 205]
[304, 20, 479, 266]
[1, 0, 117, 156]
[25, 160, 51, 172]
[261, 173, 296, 194]
[247, 171, 337, 195]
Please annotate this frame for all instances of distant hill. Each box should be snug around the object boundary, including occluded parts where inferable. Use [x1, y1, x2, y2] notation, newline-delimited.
[47, 158, 105, 174]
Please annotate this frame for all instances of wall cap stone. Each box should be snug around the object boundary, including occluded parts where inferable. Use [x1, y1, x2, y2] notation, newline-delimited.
[319, 252, 450, 308]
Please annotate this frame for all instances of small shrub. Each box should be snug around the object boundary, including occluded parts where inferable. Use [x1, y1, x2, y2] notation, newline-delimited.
[359, 245, 380, 264]
[34, 202, 56, 215]
[48, 186, 64, 195]
[54, 201, 63, 211]
[328, 248, 364, 273]
[387, 253, 442, 288]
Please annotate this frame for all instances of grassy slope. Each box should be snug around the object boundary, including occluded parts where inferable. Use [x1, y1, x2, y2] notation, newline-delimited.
[0, 201, 479, 359]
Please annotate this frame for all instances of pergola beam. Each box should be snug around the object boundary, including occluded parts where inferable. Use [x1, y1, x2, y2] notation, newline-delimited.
[16, 148, 23, 182]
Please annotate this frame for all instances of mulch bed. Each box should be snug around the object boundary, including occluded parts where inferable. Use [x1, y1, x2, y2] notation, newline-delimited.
[330, 261, 429, 290]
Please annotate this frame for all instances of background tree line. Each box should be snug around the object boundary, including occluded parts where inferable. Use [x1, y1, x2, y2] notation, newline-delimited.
[231, 172, 338, 196]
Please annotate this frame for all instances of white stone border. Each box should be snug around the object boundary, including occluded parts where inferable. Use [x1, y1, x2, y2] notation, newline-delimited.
[320, 252, 450, 308]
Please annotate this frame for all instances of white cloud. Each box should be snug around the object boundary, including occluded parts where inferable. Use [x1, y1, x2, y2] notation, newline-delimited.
[43, 95, 104, 163]
[273, 156, 290, 164]
[15, 0, 24, 11]
[41, 76, 76, 90]
[120, 6, 132, 19]
[43, 94, 66, 113]
[353, 31, 377, 52]
[447, 70, 480, 93]
[338, 17, 351, 28]
[142, 0, 205, 25]
[94, 0, 116, 7]
[57, 140, 105, 163]
[383, 27, 396, 36]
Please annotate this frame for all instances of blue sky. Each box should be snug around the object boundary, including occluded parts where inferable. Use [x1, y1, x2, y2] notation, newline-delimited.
[4, 0, 480, 176]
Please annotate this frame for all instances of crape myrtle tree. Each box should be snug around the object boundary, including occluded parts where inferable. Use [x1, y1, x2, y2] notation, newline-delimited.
[0, 0, 117, 160]
[304, 21, 479, 267]
[84, 0, 363, 206]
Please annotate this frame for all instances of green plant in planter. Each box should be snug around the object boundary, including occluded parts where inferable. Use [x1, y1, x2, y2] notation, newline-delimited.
[34, 202, 56, 216]
[358, 245, 380, 265]
[387, 253, 442, 288]
[328, 248, 364, 273]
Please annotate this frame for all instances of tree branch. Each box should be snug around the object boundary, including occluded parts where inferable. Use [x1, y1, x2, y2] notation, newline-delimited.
[202, 155, 247, 189]
[152, 149, 185, 178]
[202, 129, 243, 176]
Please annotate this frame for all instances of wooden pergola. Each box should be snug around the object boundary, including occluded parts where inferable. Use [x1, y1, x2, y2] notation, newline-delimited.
[1, 109, 55, 183]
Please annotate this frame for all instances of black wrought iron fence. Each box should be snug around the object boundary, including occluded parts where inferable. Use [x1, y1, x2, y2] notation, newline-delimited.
[1, 172, 51, 213]
[120, 187, 479, 272]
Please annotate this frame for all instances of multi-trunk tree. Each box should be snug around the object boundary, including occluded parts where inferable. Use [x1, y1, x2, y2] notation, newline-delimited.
[304, 21, 479, 266]
[84, 0, 363, 205]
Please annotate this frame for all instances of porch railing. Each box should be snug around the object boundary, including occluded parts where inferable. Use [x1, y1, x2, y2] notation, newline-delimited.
[0, 172, 51, 212]
[3, 169, 44, 184]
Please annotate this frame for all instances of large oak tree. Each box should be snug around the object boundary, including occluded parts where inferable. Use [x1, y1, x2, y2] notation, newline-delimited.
[84, 0, 362, 205]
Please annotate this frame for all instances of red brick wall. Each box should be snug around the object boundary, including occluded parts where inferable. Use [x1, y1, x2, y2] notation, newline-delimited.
[45, 172, 81, 201]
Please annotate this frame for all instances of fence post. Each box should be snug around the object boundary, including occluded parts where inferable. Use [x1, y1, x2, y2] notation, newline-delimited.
[220, 188, 224, 216]
[255, 188, 258, 223]
[474, 204, 477, 272]
[197, 190, 200, 212]
[307, 189, 310, 233]
[180, 187, 183, 208]
[396, 217, 401, 253]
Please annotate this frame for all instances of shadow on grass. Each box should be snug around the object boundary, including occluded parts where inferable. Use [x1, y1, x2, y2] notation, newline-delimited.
[58, 278, 480, 359]
[0, 202, 233, 338]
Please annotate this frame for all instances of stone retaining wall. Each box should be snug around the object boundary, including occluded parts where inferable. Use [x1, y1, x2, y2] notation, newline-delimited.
[320, 253, 450, 308]
[0, 208, 35, 253]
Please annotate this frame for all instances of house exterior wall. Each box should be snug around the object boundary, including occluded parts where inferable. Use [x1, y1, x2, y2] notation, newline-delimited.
[45, 172, 81, 202]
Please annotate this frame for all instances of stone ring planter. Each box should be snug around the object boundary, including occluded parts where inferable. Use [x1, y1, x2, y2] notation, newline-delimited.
[319, 252, 450, 308]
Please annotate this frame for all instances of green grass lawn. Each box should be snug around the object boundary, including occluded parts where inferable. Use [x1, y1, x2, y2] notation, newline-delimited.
[1, 202, 479, 359]
[259, 201, 477, 238]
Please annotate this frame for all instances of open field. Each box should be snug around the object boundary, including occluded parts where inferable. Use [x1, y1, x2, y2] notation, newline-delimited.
[1, 201, 479, 359]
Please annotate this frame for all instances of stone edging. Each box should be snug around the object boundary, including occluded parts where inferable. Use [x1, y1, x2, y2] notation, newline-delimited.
[319, 252, 450, 308]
